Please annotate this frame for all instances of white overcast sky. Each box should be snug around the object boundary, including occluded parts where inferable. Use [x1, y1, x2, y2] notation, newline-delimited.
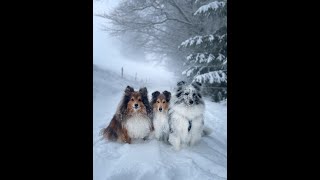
[93, 0, 176, 87]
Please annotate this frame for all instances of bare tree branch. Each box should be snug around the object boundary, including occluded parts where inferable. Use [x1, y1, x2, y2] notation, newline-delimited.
[168, 0, 192, 24]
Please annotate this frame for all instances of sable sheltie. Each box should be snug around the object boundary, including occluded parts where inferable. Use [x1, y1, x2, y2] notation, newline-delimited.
[151, 90, 171, 142]
[101, 86, 153, 144]
[168, 81, 211, 150]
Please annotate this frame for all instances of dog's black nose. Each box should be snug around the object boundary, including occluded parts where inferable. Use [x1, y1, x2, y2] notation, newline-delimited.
[134, 104, 138, 107]
[189, 100, 193, 104]
[159, 107, 162, 112]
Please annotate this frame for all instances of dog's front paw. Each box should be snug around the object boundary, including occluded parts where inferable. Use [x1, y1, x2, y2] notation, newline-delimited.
[173, 144, 181, 151]
[149, 131, 155, 139]
[169, 134, 181, 150]
[190, 133, 202, 146]
[189, 139, 197, 146]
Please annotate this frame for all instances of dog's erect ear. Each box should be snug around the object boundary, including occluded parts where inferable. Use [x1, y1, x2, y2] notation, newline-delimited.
[140, 87, 152, 116]
[124, 86, 134, 95]
[177, 81, 186, 87]
[163, 91, 171, 102]
[120, 86, 134, 114]
[176, 81, 186, 95]
[139, 87, 148, 97]
[191, 81, 202, 91]
[193, 81, 202, 87]
[152, 91, 160, 99]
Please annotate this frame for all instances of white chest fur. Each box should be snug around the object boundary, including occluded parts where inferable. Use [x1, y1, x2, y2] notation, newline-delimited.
[168, 103, 205, 149]
[153, 112, 169, 139]
[124, 115, 151, 139]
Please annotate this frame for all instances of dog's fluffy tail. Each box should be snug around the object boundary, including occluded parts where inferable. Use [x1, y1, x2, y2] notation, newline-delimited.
[93, 128, 105, 146]
[99, 127, 106, 137]
[202, 126, 213, 136]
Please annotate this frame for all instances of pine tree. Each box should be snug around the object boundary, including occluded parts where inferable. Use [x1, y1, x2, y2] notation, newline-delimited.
[180, 0, 227, 102]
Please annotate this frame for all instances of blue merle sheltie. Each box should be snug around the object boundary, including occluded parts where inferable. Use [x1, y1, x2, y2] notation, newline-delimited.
[168, 81, 211, 150]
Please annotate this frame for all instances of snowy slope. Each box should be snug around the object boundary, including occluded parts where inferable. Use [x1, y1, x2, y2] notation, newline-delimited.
[93, 64, 145, 99]
[93, 64, 227, 180]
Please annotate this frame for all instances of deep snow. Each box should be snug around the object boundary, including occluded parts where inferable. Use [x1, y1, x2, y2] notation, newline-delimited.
[93, 65, 227, 180]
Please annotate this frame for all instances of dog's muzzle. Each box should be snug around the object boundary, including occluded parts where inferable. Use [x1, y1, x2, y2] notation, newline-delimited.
[134, 104, 139, 109]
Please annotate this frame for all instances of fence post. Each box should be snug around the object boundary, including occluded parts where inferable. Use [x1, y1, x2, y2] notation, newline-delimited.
[121, 67, 123, 78]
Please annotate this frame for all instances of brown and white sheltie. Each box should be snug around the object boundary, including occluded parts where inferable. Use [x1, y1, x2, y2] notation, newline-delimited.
[101, 86, 153, 144]
[151, 90, 171, 142]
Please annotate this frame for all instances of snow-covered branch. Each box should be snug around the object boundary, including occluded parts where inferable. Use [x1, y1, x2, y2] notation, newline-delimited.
[194, 71, 227, 84]
[194, 1, 226, 15]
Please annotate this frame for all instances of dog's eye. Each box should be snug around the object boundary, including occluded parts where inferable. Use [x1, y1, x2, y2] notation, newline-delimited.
[163, 101, 166, 103]
[157, 101, 160, 103]
[131, 98, 134, 101]
[185, 93, 189, 95]
[138, 99, 141, 101]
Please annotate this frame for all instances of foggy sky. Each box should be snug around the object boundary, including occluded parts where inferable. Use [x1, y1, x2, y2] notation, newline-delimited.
[93, 0, 176, 87]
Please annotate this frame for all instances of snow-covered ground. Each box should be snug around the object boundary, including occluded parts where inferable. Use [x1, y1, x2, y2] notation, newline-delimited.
[93, 64, 227, 180]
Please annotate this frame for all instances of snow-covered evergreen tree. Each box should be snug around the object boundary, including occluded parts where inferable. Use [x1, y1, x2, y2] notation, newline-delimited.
[180, 0, 227, 102]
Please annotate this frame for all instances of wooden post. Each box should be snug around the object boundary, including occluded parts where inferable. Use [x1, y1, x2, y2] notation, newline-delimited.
[121, 67, 123, 78]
